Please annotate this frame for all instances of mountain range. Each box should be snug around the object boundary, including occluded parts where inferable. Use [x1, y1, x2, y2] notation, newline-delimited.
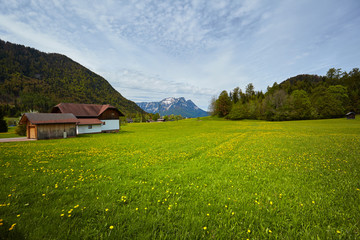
[137, 97, 209, 118]
[0, 39, 144, 116]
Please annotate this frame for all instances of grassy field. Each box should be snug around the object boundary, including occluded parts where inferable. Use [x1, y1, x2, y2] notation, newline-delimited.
[0, 118, 359, 239]
[0, 127, 20, 139]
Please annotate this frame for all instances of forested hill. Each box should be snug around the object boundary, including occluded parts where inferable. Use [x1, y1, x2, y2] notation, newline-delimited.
[0, 39, 145, 116]
[211, 68, 360, 121]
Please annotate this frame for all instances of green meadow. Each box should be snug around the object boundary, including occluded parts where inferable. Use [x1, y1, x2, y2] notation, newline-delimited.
[1, 118, 359, 239]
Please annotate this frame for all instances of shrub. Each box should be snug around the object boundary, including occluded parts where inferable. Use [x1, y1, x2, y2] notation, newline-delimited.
[15, 124, 27, 136]
[0, 119, 7, 132]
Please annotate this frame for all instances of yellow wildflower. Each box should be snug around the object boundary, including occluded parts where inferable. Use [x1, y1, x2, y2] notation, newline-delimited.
[203, 226, 207, 230]
[9, 223, 16, 231]
[337, 230, 341, 234]
[109, 225, 114, 230]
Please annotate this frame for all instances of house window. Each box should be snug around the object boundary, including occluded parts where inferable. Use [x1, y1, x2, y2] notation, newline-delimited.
[88, 125, 92, 129]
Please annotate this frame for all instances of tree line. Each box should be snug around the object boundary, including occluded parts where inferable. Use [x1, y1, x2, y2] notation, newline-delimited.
[209, 68, 359, 121]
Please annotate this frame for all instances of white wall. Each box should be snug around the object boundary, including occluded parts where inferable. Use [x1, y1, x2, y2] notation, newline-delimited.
[77, 124, 102, 134]
[101, 119, 119, 132]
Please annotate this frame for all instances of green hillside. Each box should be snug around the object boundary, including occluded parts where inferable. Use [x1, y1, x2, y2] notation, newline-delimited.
[211, 68, 360, 121]
[0, 39, 145, 116]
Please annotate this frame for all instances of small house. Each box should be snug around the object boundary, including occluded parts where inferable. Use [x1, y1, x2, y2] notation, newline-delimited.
[52, 103, 124, 134]
[19, 113, 78, 140]
[346, 112, 356, 119]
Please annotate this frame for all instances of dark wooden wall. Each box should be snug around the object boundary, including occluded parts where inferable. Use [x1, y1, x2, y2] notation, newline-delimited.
[37, 123, 76, 140]
[99, 109, 120, 120]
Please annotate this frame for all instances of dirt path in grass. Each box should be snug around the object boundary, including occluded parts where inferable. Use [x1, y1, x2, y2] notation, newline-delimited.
[0, 137, 36, 143]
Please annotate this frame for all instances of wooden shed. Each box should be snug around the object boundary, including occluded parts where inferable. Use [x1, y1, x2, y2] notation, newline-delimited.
[19, 113, 78, 140]
[346, 112, 356, 119]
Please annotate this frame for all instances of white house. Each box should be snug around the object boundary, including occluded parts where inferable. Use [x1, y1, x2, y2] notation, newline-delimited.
[52, 103, 124, 134]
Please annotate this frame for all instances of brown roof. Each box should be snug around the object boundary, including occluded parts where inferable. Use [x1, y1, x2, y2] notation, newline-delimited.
[19, 113, 79, 125]
[77, 118, 103, 125]
[52, 103, 124, 117]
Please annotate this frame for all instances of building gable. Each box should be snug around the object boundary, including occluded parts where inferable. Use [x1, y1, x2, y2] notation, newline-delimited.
[52, 103, 124, 118]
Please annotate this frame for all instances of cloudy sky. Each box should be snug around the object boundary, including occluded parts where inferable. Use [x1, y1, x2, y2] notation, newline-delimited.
[1, 0, 360, 110]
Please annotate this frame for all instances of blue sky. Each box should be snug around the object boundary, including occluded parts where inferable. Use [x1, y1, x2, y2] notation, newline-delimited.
[1, 0, 359, 110]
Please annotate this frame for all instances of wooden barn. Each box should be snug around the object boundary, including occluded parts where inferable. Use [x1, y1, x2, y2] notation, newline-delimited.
[19, 113, 78, 140]
[51, 103, 124, 134]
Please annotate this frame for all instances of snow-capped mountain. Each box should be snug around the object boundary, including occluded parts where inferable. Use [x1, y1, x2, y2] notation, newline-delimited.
[137, 97, 209, 118]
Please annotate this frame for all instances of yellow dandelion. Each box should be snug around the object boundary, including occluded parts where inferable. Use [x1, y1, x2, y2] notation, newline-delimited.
[8, 194, 11, 197]
[0, 223, 3, 226]
[268, 229, 272, 233]
[206, 213, 210, 216]
[312, 201, 315, 204]
[270, 201, 273, 205]
[68, 214, 71, 217]
[60, 213, 64, 217]
[109, 225, 114, 230]
[17, 214, 20, 217]
[337, 230, 341, 234]
[42, 194, 46, 197]
[74, 205, 79, 208]
[105, 208, 109, 212]
[232, 212, 235, 215]
[9, 223, 16, 231]
[203, 226, 207, 230]
[247, 229, 251, 233]
[135, 208, 138, 211]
